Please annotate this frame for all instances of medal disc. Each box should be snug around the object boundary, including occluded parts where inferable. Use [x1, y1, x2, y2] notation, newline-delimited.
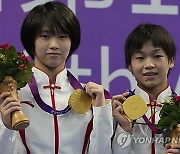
[68, 89, 92, 114]
[122, 94, 148, 120]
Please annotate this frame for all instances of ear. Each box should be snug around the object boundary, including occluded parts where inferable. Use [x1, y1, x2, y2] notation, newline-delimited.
[128, 65, 132, 72]
[169, 58, 175, 69]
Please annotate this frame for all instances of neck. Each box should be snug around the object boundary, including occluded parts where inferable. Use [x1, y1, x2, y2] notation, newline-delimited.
[34, 66, 65, 84]
[34, 57, 65, 84]
[138, 83, 169, 101]
[47, 69, 59, 84]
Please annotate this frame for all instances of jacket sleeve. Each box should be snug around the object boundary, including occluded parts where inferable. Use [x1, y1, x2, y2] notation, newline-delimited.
[88, 101, 113, 154]
[111, 122, 131, 154]
[0, 117, 16, 153]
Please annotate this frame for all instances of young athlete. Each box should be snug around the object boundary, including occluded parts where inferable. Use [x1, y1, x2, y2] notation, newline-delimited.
[0, 1, 113, 154]
[111, 23, 176, 154]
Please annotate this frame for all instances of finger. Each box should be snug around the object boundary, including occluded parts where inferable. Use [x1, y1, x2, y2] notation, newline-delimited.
[86, 82, 104, 99]
[112, 100, 122, 111]
[90, 89, 105, 101]
[0, 92, 11, 103]
[85, 82, 93, 96]
[112, 91, 130, 100]
[0, 92, 11, 98]
[112, 94, 126, 102]
[112, 94, 123, 100]
[165, 143, 180, 154]
[1, 97, 20, 108]
[86, 82, 103, 91]
[2, 101, 21, 110]
[113, 108, 130, 125]
[166, 149, 180, 154]
[114, 105, 124, 115]
[171, 143, 180, 149]
[165, 143, 171, 150]
[1, 105, 22, 116]
[1, 99, 21, 117]
[123, 91, 131, 97]
[86, 82, 97, 90]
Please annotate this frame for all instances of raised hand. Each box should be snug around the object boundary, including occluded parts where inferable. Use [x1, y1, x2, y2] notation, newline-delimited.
[85, 82, 108, 107]
[165, 143, 180, 154]
[112, 91, 132, 132]
[0, 92, 22, 130]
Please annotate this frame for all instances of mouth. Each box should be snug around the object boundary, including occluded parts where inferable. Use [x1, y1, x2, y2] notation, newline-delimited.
[47, 52, 61, 56]
[143, 72, 158, 76]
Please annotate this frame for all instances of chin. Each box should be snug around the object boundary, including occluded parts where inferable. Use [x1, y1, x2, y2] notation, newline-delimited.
[48, 62, 60, 67]
[46, 64, 60, 69]
[140, 81, 158, 89]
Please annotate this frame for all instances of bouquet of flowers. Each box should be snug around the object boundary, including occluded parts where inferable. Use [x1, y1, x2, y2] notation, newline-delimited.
[0, 44, 33, 89]
[156, 94, 180, 146]
[0, 44, 34, 130]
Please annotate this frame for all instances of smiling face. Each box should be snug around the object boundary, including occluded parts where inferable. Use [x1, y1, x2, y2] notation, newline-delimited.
[34, 27, 71, 72]
[128, 41, 174, 92]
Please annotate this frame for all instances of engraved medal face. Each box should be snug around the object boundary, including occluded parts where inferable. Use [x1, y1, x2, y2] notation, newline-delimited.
[68, 89, 92, 114]
[122, 95, 148, 120]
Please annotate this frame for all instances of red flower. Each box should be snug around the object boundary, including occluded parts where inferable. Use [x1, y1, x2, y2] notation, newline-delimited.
[18, 64, 27, 70]
[174, 96, 180, 102]
[0, 44, 33, 89]
[0, 44, 11, 50]
[18, 53, 29, 63]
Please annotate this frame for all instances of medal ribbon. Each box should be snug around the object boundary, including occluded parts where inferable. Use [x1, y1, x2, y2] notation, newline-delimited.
[126, 90, 162, 134]
[67, 70, 110, 99]
[28, 70, 110, 115]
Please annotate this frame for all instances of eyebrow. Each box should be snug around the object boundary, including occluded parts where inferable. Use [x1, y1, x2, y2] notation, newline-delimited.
[41, 30, 50, 32]
[137, 48, 161, 54]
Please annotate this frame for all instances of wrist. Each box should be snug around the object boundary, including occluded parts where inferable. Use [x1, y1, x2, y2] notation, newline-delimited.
[92, 98, 107, 107]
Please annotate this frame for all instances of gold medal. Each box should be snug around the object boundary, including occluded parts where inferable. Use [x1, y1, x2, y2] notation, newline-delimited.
[122, 94, 148, 120]
[68, 89, 92, 114]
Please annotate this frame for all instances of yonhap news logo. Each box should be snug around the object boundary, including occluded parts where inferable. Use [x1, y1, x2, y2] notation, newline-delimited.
[117, 133, 180, 148]
[117, 133, 131, 148]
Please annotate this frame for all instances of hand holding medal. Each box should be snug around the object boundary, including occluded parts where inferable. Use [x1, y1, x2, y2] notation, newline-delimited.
[68, 89, 92, 114]
[68, 82, 107, 114]
[122, 94, 148, 120]
[112, 91, 148, 132]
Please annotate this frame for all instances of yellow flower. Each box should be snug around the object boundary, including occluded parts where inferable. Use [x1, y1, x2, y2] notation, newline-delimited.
[0, 53, 7, 62]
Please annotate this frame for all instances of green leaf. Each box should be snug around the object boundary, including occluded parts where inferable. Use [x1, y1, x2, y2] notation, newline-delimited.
[0, 45, 33, 89]
[0, 71, 4, 82]
[17, 81, 27, 89]
[3, 68, 14, 75]
[169, 121, 178, 130]
[156, 116, 174, 130]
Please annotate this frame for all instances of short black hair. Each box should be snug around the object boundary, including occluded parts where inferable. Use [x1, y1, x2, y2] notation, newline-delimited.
[21, 1, 81, 59]
[125, 23, 176, 67]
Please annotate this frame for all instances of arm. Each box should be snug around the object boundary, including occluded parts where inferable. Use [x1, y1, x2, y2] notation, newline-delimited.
[0, 117, 16, 153]
[112, 92, 132, 133]
[0, 92, 21, 152]
[85, 82, 113, 154]
[111, 92, 133, 154]
[0, 92, 22, 129]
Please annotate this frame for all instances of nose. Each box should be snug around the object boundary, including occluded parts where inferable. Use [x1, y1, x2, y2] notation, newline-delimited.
[144, 58, 155, 69]
[49, 37, 59, 50]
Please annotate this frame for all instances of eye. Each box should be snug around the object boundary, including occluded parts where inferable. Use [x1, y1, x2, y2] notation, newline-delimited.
[59, 34, 69, 39]
[154, 55, 163, 58]
[40, 34, 49, 39]
[135, 56, 144, 60]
